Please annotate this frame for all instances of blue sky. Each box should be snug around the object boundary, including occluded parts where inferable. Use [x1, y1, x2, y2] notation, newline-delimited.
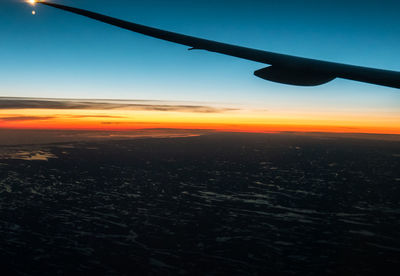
[1, 0, 399, 114]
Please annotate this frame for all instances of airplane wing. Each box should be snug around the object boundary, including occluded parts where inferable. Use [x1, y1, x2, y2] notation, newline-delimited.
[38, 1, 400, 89]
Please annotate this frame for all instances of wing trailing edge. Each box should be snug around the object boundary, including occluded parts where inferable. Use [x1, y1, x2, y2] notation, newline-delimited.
[38, 1, 400, 89]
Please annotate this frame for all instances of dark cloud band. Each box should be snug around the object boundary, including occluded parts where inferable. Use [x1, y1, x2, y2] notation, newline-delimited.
[0, 97, 237, 113]
[0, 116, 56, 122]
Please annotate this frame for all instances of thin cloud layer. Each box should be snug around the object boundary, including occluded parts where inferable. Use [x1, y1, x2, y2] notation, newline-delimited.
[67, 115, 126, 119]
[0, 116, 56, 122]
[0, 97, 237, 113]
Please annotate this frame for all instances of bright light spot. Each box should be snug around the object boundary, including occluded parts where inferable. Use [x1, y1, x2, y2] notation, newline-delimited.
[32, 10, 36, 15]
[28, 0, 36, 5]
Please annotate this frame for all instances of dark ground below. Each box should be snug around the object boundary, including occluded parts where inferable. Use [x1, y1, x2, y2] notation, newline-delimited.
[0, 133, 399, 275]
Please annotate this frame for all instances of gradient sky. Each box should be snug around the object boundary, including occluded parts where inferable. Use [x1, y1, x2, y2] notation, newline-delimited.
[0, 0, 399, 134]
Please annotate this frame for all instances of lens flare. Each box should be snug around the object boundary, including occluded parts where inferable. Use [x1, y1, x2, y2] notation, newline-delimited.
[32, 10, 36, 15]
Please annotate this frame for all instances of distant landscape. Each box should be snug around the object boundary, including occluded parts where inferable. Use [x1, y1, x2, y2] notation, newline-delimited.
[1, 128, 399, 146]
[1, 133, 399, 275]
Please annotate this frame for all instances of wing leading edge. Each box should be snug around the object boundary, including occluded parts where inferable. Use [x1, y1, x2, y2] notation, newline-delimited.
[38, 1, 400, 89]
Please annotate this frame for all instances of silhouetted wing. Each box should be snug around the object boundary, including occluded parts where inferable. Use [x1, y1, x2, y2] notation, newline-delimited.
[39, 1, 400, 89]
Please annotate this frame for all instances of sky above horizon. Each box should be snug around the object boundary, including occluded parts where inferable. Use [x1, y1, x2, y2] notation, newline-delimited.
[0, 0, 399, 134]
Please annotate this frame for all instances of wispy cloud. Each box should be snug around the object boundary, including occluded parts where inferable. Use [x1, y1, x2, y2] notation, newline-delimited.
[67, 115, 126, 119]
[101, 122, 123, 125]
[0, 116, 56, 122]
[0, 97, 238, 113]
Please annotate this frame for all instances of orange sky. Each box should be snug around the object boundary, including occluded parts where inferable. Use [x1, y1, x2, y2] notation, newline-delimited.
[1, 98, 399, 135]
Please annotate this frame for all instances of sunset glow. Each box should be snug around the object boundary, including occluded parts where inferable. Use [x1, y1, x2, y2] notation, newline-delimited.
[1, 98, 399, 135]
[2, 0, 400, 138]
